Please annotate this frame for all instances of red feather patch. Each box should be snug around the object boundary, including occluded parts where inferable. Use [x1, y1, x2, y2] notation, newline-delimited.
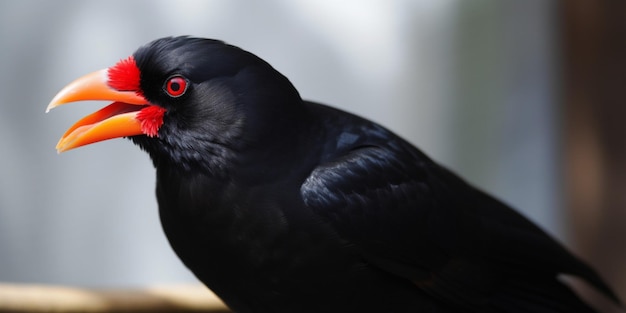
[107, 56, 142, 96]
[136, 106, 166, 137]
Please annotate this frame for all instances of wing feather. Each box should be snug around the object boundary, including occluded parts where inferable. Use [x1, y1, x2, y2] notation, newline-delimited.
[300, 138, 620, 311]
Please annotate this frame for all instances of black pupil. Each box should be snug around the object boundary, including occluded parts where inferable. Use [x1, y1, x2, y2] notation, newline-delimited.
[170, 81, 180, 92]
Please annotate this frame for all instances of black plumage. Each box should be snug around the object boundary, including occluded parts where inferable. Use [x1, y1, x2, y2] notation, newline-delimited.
[52, 37, 621, 313]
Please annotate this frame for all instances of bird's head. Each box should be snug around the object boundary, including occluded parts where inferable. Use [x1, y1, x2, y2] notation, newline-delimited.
[47, 36, 303, 172]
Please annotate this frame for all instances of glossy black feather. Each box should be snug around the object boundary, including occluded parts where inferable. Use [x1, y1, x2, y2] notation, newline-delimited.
[126, 37, 620, 312]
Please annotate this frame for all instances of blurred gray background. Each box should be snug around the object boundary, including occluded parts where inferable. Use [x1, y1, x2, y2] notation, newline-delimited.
[0, 1, 558, 287]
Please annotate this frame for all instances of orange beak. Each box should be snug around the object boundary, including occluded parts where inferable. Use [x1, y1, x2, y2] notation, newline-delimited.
[47, 68, 150, 153]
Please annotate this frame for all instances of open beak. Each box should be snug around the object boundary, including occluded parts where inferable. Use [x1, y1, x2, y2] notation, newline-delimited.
[47, 69, 150, 153]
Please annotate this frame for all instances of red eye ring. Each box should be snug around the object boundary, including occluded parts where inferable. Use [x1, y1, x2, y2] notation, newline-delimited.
[164, 75, 188, 97]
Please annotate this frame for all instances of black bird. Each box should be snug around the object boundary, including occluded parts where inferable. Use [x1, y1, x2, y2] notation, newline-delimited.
[47, 36, 621, 313]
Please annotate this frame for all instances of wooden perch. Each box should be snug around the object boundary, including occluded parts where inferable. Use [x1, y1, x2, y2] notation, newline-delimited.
[0, 283, 231, 312]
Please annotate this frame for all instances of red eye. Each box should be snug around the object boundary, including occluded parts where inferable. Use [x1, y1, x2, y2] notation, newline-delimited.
[164, 75, 188, 97]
